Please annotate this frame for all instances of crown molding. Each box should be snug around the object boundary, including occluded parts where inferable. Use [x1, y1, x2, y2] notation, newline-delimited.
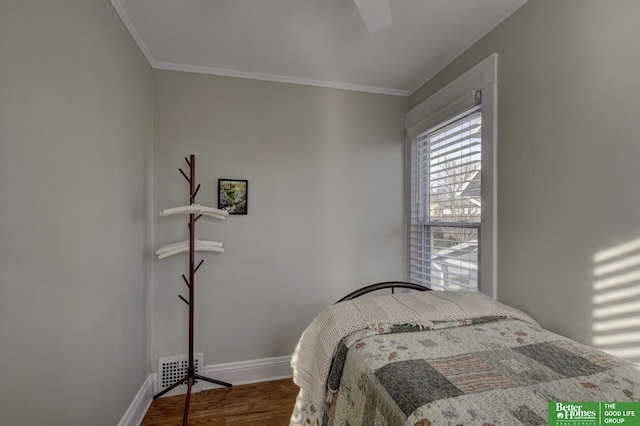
[110, 0, 155, 66]
[111, 0, 407, 97]
[153, 62, 408, 96]
[408, 0, 528, 95]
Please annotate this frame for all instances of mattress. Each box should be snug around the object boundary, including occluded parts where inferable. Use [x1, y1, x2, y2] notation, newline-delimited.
[289, 291, 640, 425]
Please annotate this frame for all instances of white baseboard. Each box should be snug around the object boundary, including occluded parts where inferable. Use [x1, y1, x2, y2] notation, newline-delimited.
[199, 355, 293, 391]
[118, 374, 153, 426]
[119, 355, 293, 425]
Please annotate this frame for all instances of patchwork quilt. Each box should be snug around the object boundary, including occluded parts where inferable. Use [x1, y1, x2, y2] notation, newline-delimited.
[292, 317, 640, 425]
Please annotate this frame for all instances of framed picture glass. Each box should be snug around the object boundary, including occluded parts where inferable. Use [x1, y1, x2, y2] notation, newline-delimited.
[218, 179, 248, 215]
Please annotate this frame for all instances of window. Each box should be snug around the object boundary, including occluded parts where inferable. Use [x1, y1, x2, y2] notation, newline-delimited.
[411, 104, 482, 290]
[406, 54, 497, 297]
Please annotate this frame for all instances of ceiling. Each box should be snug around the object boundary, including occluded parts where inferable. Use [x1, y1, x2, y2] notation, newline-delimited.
[112, 0, 527, 96]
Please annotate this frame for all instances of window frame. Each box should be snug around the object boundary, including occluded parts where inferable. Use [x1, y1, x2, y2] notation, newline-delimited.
[405, 53, 498, 298]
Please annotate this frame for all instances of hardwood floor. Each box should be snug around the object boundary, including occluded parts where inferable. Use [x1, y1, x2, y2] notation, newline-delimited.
[141, 379, 299, 426]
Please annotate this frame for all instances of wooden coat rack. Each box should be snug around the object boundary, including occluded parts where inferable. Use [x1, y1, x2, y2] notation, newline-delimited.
[153, 155, 232, 426]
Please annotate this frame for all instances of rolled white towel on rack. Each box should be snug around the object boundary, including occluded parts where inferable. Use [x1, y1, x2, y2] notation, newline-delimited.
[159, 204, 229, 220]
[155, 239, 188, 255]
[156, 239, 225, 259]
[155, 239, 223, 255]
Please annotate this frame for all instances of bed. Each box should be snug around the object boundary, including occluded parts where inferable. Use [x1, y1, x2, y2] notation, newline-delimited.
[289, 282, 640, 425]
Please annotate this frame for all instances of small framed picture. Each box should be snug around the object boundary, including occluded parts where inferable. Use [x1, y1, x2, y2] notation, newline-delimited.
[218, 179, 248, 215]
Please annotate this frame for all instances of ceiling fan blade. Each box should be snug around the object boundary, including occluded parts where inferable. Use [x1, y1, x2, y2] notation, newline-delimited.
[353, 0, 392, 34]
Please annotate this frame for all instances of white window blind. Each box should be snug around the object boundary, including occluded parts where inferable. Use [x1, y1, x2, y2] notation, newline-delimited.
[410, 105, 482, 291]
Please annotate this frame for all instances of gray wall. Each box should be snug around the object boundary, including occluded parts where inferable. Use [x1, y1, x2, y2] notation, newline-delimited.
[0, 1, 153, 424]
[410, 0, 640, 362]
[153, 70, 407, 365]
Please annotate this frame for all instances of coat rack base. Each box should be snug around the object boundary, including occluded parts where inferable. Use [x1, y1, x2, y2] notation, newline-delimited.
[153, 364, 232, 425]
[152, 371, 232, 400]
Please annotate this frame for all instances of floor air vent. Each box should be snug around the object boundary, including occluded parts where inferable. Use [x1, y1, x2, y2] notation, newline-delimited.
[157, 353, 204, 396]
